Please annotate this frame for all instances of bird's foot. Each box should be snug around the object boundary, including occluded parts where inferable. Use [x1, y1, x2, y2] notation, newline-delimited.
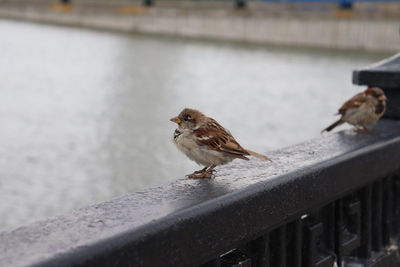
[186, 168, 216, 179]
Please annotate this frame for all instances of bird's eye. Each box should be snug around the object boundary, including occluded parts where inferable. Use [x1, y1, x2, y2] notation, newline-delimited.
[183, 115, 191, 121]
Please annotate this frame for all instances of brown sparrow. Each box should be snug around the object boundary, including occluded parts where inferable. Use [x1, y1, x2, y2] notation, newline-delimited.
[170, 108, 271, 178]
[322, 87, 386, 133]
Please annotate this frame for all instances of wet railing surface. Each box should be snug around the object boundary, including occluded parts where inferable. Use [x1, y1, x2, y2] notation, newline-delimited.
[1, 55, 400, 267]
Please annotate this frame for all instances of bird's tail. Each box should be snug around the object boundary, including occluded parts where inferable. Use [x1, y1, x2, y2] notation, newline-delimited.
[246, 149, 272, 162]
[322, 119, 343, 133]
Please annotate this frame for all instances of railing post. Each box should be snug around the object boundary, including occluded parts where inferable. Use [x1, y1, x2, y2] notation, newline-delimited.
[353, 53, 400, 119]
[143, 0, 154, 7]
[338, 0, 353, 10]
[235, 0, 246, 9]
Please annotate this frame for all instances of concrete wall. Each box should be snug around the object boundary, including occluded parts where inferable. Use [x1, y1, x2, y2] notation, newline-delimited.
[0, 5, 398, 52]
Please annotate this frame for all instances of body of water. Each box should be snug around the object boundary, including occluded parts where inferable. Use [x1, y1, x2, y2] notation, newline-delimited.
[0, 19, 389, 231]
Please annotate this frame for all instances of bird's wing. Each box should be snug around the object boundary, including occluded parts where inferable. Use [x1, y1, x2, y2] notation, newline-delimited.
[338, 92, 366, 115]
[194, 118, 250, 160]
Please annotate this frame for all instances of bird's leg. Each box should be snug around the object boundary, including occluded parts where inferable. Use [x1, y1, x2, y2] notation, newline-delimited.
[202, 165, 217, 178]
[206, 165, 216, 174]
[186, 167, 209, 179]
[186, 166, 216, 179]
[193, 167, 208, 174]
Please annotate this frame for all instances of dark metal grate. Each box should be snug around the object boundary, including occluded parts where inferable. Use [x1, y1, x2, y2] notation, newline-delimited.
[200, 172, 400, 267]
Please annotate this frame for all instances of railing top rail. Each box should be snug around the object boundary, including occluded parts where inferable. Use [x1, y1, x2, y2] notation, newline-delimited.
[1, 120, 400, 267]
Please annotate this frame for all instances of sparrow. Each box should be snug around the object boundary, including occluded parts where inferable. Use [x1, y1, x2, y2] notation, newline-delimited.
[322, 87, 386, 133]
[170, 108, 271, 178]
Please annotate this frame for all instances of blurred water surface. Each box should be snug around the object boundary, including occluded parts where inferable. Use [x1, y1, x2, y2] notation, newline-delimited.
[0, 19, 389, 231]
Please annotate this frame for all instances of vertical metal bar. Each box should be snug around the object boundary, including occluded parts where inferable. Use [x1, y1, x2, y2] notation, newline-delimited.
[287, 220, 302, 267]
[371, 180, 383, 252]
[382, 176, 393, 246]
[253, 235, 269, 267]
[335, 199, 343, 267]
[270, 225, 286, 267]
[392, 174, 400, 236]
[322, 203, 335, 253]
[358, 185, 372, 259]
[279, 225, 287, 267]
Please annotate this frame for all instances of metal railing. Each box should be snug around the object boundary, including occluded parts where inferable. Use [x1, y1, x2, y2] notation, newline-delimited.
[1, 54, 400, 267]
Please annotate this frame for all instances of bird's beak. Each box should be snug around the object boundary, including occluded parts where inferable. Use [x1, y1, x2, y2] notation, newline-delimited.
[170, 116, 182, 124]
[379, 95, 387, 101]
